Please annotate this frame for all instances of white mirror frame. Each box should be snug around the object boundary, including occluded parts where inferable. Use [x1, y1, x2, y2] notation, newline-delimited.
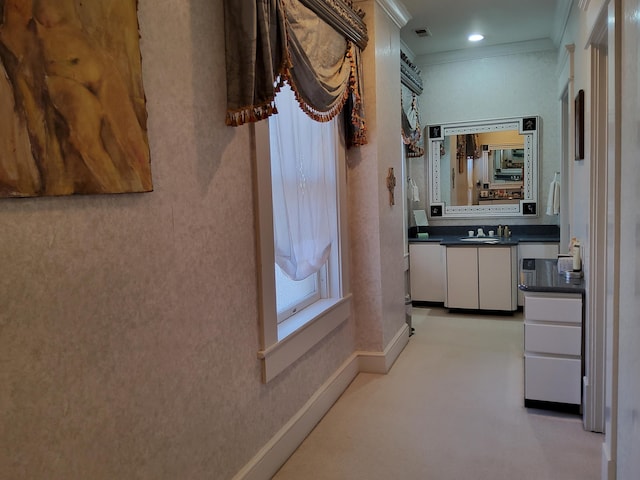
[427, 116, 539, 219]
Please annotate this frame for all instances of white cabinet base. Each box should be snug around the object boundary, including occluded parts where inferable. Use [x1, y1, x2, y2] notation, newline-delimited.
[525, 355, 582, 405]
[409, 244, 445, 303]
[523, 291, 583, 415]
[446, 246, 517, 311]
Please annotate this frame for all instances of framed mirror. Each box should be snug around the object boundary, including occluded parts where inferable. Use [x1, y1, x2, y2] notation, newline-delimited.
[427, 116, 539, 218]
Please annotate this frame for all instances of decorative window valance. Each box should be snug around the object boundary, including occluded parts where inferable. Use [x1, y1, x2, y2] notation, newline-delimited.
[401, 51, 423, 96]
[223, 0, 368, 147]
[401, 93, 424, 158]
[401, 51, 424, 157]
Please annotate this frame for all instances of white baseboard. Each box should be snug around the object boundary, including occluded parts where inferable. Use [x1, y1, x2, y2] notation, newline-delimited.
[601, 441, 615, 480]
[357, 323, 411, 374]
[233, 323, 411, 480]
[232, 354, 360, 480]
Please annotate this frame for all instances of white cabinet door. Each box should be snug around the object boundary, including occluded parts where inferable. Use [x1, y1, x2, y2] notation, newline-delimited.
[445, 247, 479, 309]
[446, 246, 516, 311]
[409, 244, 445, 302]
[478, 246, 515, 311]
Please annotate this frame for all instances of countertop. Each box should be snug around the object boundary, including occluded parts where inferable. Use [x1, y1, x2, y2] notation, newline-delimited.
[408, 224, 560, 246]
[518, 258, 585, 294]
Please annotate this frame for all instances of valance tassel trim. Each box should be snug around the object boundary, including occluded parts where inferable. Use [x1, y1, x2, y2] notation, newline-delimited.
[226, 102, 279, 127]
[224, 0, 368, 146]
[280, 69, 350, 123]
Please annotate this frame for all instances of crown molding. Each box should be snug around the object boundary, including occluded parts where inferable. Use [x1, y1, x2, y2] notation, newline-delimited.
[552, 0, 575, 46]
[374, 0, 411, 29]
[417, 38, 557, 67]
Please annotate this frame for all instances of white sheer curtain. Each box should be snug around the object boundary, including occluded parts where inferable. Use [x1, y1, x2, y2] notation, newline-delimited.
[269, 83, 337, 281]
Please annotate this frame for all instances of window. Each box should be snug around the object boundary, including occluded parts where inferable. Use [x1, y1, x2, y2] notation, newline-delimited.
[254, 84, 351, 383]
[269, 84, 337, 324]
[275, 263, 323, 323]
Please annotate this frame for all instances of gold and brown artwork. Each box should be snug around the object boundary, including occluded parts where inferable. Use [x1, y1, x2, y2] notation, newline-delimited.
[0, 0, 152, 197]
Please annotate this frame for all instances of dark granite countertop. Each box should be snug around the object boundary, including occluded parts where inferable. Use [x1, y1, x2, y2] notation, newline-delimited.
[518, 258, 585, 294]
[408, 224, 560, 246]
[439, 237, 520, 246]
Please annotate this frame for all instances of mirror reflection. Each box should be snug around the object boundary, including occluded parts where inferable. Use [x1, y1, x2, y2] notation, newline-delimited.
[427, 117, 538, 218]
[491, 147, 524, 183]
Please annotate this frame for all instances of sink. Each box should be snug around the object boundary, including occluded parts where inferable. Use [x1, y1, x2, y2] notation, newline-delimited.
[459, 237, 500, 244]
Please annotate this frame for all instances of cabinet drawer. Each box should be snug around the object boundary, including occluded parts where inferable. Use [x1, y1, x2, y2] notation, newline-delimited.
[525, 355, 581, 404]
[525, 323, 581, 356]
[524, 294, 582, 324]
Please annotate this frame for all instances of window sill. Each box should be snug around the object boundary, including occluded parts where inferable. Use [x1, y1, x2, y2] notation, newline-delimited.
[258, 295, 352, 383]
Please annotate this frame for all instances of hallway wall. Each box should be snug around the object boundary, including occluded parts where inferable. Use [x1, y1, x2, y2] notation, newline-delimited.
[616, 0, 640, 476]
[348, 1, 408, 351]
[0, 1, 370, 479]
[553, 0, 640, 477]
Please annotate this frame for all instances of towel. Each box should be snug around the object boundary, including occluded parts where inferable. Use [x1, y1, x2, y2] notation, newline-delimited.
[553, 181, 560, 214]
[409, 178, 420, 202]
[546, 179, 560, 215]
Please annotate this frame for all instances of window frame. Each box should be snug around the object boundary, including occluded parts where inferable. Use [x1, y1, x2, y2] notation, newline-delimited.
[253, 114, 351, 383]
[275, 263, 324, 324]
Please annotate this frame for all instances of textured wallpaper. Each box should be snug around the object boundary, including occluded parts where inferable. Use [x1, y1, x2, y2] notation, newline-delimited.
[346, 1, 407, 352]
[0, 1, 364, 479]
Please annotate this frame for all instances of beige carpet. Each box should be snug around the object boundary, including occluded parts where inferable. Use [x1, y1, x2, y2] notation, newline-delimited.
[273, 307, 603, 480]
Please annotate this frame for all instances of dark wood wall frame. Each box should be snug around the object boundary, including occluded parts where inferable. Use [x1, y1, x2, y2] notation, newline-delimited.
[575, 89, 585, 160]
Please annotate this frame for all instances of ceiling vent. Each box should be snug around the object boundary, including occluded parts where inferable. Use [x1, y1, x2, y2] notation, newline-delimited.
[414, 27, 432, 38]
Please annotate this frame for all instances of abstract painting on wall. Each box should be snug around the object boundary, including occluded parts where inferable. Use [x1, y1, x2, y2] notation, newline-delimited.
[0, 0, 152, 197]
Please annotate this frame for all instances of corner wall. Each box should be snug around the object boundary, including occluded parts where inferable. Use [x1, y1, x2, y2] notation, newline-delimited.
[348, 0, 408, 351]
[0, 2, 358, 479]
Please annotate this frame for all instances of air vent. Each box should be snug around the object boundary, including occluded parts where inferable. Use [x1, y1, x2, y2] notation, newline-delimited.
[414, 27, 432, 38]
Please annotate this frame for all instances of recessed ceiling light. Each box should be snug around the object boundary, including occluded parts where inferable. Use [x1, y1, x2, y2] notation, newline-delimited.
[469, 34, 484, 42]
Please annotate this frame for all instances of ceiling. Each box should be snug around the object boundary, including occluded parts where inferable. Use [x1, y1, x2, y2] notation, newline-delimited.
[399, 0, 569, 60]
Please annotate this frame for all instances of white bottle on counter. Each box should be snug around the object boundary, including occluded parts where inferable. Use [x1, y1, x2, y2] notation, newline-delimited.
[573, 241, 581, 271]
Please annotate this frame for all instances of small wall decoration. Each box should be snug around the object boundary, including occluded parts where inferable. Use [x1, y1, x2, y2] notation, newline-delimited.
[522, 117, 537, 131]
[386, 167, 396, 206]
[0, 0, 152, 197]
[428, 126, 442, 139]
[523, 202, 537, 215]
[575, 89, 585, 160]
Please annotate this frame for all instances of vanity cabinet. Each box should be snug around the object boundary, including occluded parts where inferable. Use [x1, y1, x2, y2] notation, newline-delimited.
[523, 291, 583, 412]
[445, 245, 517, 311]
[409, 243, 445, 302]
